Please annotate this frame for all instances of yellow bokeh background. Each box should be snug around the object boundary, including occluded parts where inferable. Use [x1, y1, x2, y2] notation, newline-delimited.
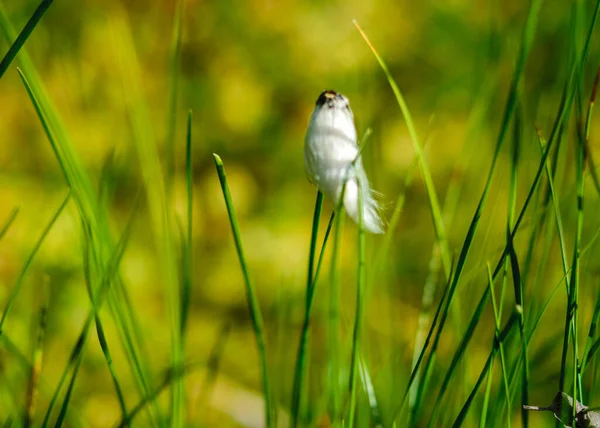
[1, 0, 600, 426]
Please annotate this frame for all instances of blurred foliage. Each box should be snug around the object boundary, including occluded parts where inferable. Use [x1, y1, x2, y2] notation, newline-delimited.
[1, 0, 600, 426]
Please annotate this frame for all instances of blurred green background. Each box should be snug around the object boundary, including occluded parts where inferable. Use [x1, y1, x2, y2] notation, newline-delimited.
[1, 0, 600, 426]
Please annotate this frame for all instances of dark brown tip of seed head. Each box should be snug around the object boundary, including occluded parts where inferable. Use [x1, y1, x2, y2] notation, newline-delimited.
[316, 90, 338, 106]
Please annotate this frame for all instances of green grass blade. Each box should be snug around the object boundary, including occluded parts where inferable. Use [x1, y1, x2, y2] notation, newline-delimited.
[557, 0, 600, 409]
[405, 0, 542, 420]
[427, 118, 568, 425]
[2, 11, 99, 227]
[306, 192, 324, 304]
[196, 323, 231, 411]
[426, 283, 495, 426]
[181, 110, 194, 334]
[291, 191, 323, 427]
[454, 351, 495, 427]
[0, 208, 19, 241]
[212, 153, 274, 427]
[119, 360, 208, 427]
[507, 229, 530, 427]
[485, 263, 511, 428]
[94, 315, 127, 416]
[581, 70, 600, 376]
[348, 177, 366, 427]
[0, 0, 53, 79]
[24, 278, 49, 427]
[392, 268, 454, 424]
[359, 354, 384, 427]
[453, 312, 518, 427]
[0, 193, 70, 331]
[41, 320, 88, 427]
[14, 24, 161, 423]
[42, 202, 137, 426]
[111, 14, 183, 424]
[353, 20, 451, 280]
[53, 351, 84, 428]
[328, 192, 345, 422]
[165, 0, 184, 189]
[291, 209, 335, 427]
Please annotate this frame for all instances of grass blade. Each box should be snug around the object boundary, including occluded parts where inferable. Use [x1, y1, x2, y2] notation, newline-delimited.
[0, 208, 19, 242]
[353, 20, 451, 280]
[11, 15, 161, 421]
[359, 354, 384, 427]
[0, 0, 53, 79]
[212, 153, 274, 427]
[181, 110, 194, 334]
[41, 201, 138, 426]
[165, 0, 185, 188]
[53, 351, 84, 428]
[291, 208, 335, 426]
[110, 13, 183, 424]
[24, 278, 49, 427]
[291, 191, 323, 427]
[0, 193, 70, 331]
[328, 191, 345, 422]
[348, 177, 366, 427]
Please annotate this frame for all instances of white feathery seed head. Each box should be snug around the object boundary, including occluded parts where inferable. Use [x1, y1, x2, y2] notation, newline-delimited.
[304, 90, 385, 234]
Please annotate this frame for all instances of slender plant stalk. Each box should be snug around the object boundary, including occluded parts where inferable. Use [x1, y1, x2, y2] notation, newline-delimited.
[348, 177, 366, 427]
[212, 154, 274, 427]
[290, 191, 323, 427]
[328, 196, 345, 423]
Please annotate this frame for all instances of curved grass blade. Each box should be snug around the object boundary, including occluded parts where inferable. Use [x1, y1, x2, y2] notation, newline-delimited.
[95, 314, 127, 416]
[15, 36, 161, 423]
[0, 193, 70, 332]
[384, 0, 542, 421]
[353, 20, 451, 280]
[212, 153, 274, 427]
[41, 202, 137, 426]
[0, 0, 53, 79]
